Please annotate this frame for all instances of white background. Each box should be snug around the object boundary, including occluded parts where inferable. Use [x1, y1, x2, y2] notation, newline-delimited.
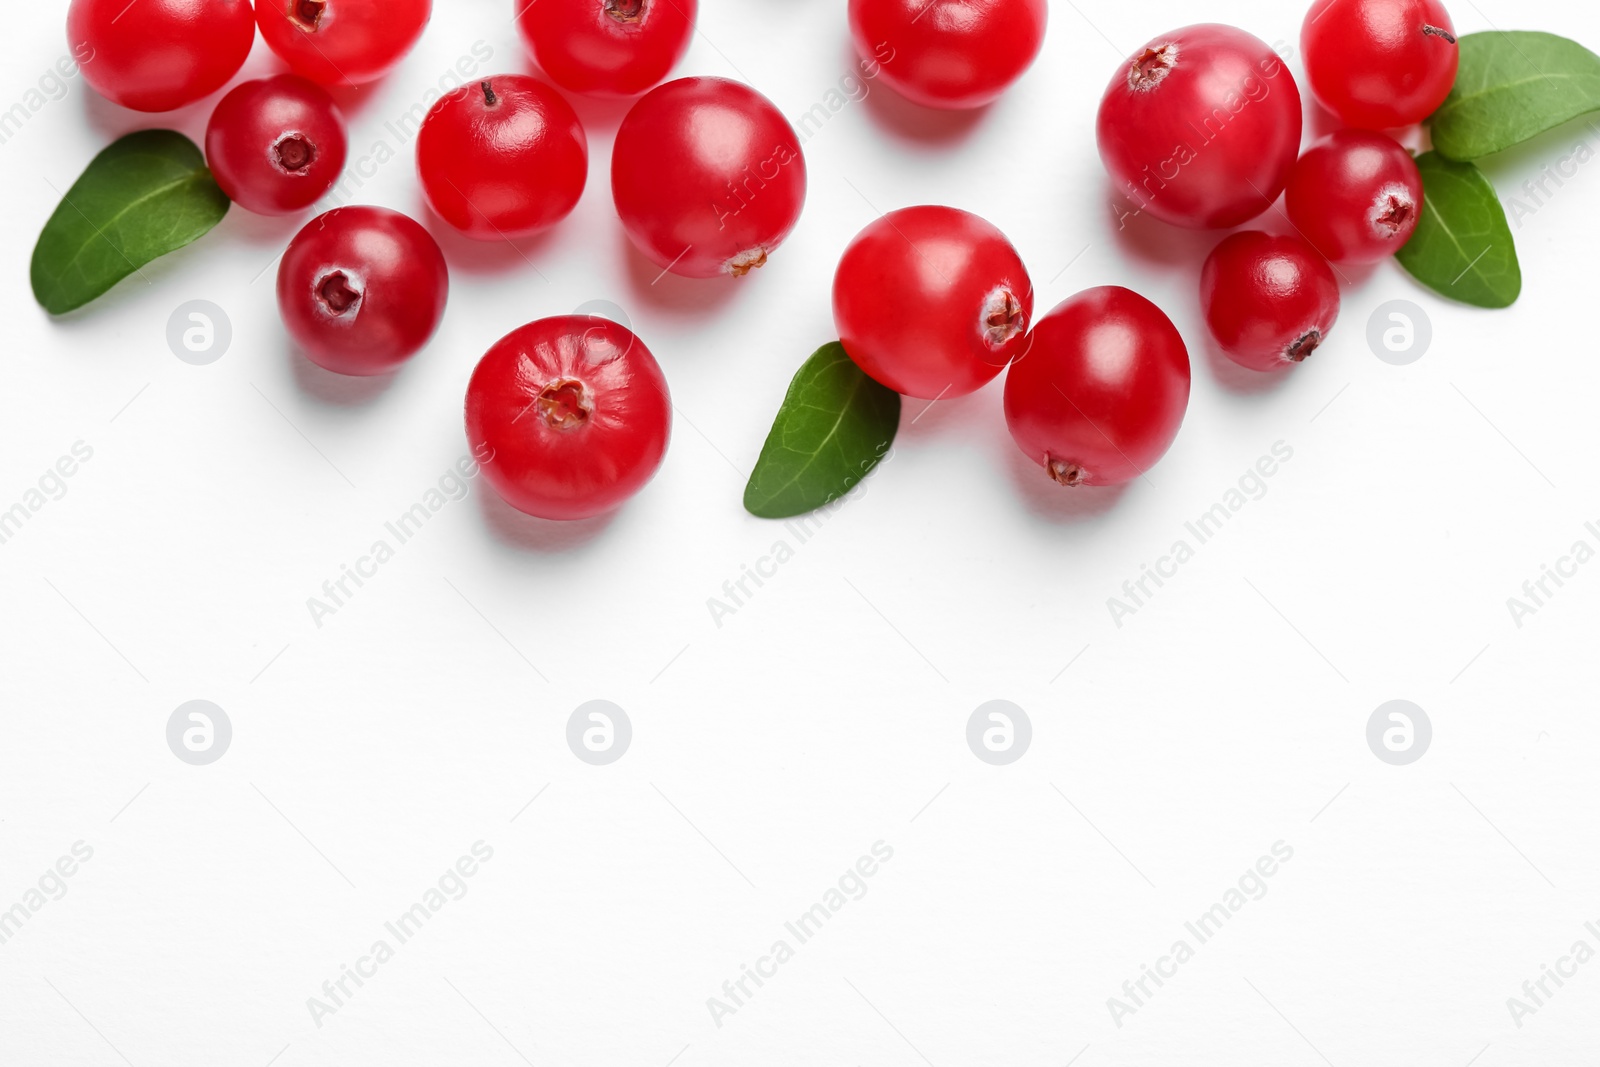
[3, 0, 1599, 1063]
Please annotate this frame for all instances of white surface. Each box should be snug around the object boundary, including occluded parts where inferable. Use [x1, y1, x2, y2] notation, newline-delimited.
[4, 0, 1600, 1063]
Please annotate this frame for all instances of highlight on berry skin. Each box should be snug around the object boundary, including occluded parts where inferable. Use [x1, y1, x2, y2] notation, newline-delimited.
[1096, 23, 1303, 230]
[1200, 232, 1341, 373]
[846, 0, 1049, 110]
[518, 0, 699, 97]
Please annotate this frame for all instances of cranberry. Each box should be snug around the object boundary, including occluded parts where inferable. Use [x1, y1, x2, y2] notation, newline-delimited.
[847, 0, 1049, 110]
[68, 0, 255, 113]
[833, 206, 1033, 399]
[1286, 131, 1424, 263]
[276, 207, 449, 376]
[1004, 287, 1190, 488]
[612, 77, 807, 279]
[1096, 24, 1303, 230]
[516, 0, 697, 98]
[1201, 232, 1340, 372]
[1302, 0, 1459, 130]
[205, 76, 348, 216]
[416, 76, 587, 241]
[256, 0, 432, 87]
[466, 316, 672, 521]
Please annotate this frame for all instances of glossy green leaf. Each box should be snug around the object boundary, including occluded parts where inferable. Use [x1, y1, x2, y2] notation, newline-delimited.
[1395, 152, 1521, 308]
[1431, 31, 1600, 160]
[744, 343, 900, 519]
[31, 130, 230, 315]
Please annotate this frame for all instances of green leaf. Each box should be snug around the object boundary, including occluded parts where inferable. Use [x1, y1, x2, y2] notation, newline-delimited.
[1395, 152, 1521, 308]
[743, 343, 901, 519]
[1431, 31, 1600, 160]
[31, 129, 230, 315]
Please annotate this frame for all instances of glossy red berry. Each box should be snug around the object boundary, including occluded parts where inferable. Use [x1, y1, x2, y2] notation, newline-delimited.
[1201, 232, 1340, 372]
[466, 316, 672, 521]
[847, 0, 1048, 110]
[1302, 0, 1459, 130]
[257, 0, 432, 87]
[612, 77, 807, 279]
[416, 76, 587, 241]
[1286, 131, 1424, 264]
[1097, 24, 1303, 229]
[833, 206, 1032, 400]
[516, 0, 697, 98]
[206, 76, 348, 216]
[1004, 287, 1190, 488]
[68, 0, 255, 113]
[277, 207, 449, 376]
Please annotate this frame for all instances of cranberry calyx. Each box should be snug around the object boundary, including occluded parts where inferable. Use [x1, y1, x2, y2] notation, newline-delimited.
[1129, 44, 1177, 91]
[292, 0, 325, 31]
[537, 379, 593, 429]
[1286, 330, 1323, 362]
[317, 272, 362, 315]
[1047, 458, 1087, 487]
[1422, 24, 1458, 42]
[1375, 192, 1414, 235]
[605, 0, 645, 22]
[727, 247, 769, 277]
[273, 134, 316, 173]
[984, 289, 1027, 348]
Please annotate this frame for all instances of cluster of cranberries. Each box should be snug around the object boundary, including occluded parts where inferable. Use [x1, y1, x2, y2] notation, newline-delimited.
[1097, 1, 1457, 396]
[66, 0, 777, 519]
[62, 0, 1458, 518]
[832, 0, 1456, 492]
[988, 0, 1457, 489]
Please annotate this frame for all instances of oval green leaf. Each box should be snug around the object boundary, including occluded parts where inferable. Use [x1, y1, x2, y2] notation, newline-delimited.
[1395, 152, 1521, 309]
[744, 343, 901, 520]
[1431, 31, 1600, 160]
[32, 129, 231, 315]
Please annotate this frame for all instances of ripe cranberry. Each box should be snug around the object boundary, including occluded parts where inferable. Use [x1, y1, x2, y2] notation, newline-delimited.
[847, 0, 1048, 110]
[68, 0, 255, 113]
[516, 0, 697, 98]
[416, 76, 587, 241]
[206, 76, 348, 216]
[612, 77, 807, 279]
[277, 207, 448, 376]
[1097, 24, 1303, 229]
[256, 0, 432, 87]
[1004, 287, 1190, 488]
[1302, 0, 1459, 130]
[1286, 131, 1424, 263]
[1201, 232, 1340, 372]
[466, 316, 672, 521]
[833, 206, 1032, 400]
